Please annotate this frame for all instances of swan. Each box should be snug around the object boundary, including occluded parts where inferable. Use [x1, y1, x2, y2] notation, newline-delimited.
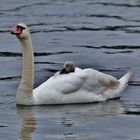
[11, 23, 132, 105]
[60, 61, 75, 74]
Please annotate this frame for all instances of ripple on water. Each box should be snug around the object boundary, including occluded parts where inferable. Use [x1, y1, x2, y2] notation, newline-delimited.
[0, 0, 140, 140]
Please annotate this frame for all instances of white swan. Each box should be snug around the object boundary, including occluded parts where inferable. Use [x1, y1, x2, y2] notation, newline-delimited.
[11, 23, 132, 105]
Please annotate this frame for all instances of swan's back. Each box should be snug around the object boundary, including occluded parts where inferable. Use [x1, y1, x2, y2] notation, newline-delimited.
[33, 68, 127, 105]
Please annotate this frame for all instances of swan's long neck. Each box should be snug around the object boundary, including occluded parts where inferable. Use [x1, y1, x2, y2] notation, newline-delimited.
[16, 35, 34, 105]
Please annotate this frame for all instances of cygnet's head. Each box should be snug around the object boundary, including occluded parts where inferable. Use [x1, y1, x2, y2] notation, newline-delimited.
[11, 23, 30, 39]
[60, 61, 75, 74]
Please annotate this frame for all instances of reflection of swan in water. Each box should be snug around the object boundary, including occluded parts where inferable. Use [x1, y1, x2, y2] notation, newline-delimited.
[17, 107, 36, 140]
[17, 100, 125, 140]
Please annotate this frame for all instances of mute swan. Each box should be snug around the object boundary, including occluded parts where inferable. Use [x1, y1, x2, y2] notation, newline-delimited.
[11, 23, 132, 105]
[60, 61, 75, 74]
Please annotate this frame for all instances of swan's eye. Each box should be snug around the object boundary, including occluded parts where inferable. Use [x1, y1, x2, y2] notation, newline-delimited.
[16, 25, 25, 30]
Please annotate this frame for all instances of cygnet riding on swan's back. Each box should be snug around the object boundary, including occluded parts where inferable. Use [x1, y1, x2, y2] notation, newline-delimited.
[60, 61, 75, 74]
[11, 23, 132, 105]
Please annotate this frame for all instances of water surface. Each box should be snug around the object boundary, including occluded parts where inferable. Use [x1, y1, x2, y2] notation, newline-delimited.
[0, 0, 140, 139]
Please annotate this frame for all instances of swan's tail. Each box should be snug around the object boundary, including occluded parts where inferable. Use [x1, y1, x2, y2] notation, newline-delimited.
[103, 71, 132, 100]
[118, 71, 132, 92]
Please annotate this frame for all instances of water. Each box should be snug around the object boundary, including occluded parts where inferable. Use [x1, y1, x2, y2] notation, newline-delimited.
[0, 0, 140, 139]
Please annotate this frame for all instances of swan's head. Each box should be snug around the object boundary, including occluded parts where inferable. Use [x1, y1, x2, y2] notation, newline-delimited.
[60, 61, 75, 74]
[11, 23, 30, 39]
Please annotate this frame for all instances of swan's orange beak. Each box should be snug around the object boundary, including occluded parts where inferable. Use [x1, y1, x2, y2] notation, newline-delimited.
[11, 26, 22, 35]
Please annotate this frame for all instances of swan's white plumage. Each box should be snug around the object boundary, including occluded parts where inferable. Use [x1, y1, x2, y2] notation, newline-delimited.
[33, 68, 131, 105]
[11, 23, 132, 105]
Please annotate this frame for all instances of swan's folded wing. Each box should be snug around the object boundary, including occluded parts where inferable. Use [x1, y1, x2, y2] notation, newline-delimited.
[44, 68, 120, 95]
[47, 73, 85, 94]
[77, 69, 120, 94]
[97, 71, 120, 90]
[84, 69, 120, 90]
